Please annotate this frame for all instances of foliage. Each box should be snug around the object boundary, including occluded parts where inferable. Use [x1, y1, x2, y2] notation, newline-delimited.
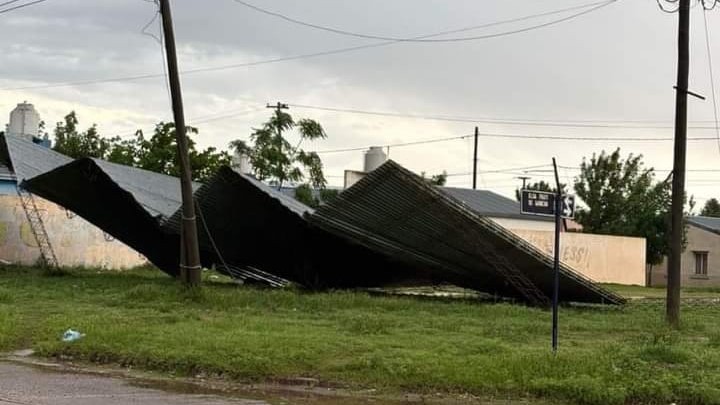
[51, 112, 230, 182]
[230, 110, 330, 209]
[231, 110, 327, 190]
[701, 198, 720, 217]
[420, 171, 448, 186]
[53, 111, 111, 159]
[515, 180, 566, 201]
[3, 266, 720, 405]
[573, 148, 679, 265]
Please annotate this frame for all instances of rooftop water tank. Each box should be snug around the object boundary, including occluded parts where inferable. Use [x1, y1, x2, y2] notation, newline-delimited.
[363, 146, 387, 173]
[8, 102, 40, 141]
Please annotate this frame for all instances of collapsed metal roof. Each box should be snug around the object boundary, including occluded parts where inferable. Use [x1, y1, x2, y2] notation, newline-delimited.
[310, 161, 624, 305]
[443, 187, 553, 222]
[6, 135, 623, 305]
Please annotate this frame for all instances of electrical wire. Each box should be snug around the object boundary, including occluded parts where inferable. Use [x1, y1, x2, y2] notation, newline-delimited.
[311, 132, 719, 154]
[0, 0, 618, 92]
[232, 0, 617, 43]
[289, 103, 719, 130]
[0, 0, 23, 8]
[702, 6, 720, 156]
[0, 0, 49, 14]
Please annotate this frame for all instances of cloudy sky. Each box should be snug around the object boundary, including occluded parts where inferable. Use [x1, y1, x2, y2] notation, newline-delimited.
[1, 0, 719, 207]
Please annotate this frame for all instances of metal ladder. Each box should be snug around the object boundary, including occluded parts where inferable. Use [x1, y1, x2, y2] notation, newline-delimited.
[17, 187, 59, 268]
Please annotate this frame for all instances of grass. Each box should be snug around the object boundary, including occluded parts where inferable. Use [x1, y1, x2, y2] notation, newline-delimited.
[2, 266, 720, 404]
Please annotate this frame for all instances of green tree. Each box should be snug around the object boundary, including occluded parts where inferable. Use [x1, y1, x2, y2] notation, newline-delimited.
[134, 122, 230, 182]
[573, 148, 675, 265]
[230, 110, 327, 190]
[52, 112, 229, 182]
[53, 111, 111, 159]
[701, 198, 720, 217]
[420, 171, 448, 186]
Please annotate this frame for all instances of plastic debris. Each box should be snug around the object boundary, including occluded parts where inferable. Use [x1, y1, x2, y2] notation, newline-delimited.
[62, 329, 85, 342]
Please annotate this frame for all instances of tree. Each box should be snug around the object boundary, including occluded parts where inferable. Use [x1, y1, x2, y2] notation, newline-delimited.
[573, 148, 676, 265]
[52, 112, 230, 182]
[515, 180, 565, 202]
[230, 110, 327, 190]
[53, 111, 111, 159]
[420, 171, 448, 186]
[701, 198, 720, 217]
[133, 122, 230, 182]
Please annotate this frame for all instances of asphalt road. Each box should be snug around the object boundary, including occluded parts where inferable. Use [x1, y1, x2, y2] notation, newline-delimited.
[0, 362, 266, 405]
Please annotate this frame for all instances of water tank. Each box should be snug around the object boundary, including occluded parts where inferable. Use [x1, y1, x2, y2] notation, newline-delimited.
[232, 151, 252, 174]
[8, 102, 40, 141]
[363, 146, 387, 172]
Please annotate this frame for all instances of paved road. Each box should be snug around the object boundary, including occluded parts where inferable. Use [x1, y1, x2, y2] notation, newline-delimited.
[0, 362, 266, 405]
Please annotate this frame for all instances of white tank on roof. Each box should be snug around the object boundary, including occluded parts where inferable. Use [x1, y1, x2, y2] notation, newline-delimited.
[363, 146, 387, 173]
[8, 102, 40, 141]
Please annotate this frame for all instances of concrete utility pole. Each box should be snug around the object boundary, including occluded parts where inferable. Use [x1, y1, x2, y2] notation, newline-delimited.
[667, 0, 691, 328]
[472, 126, 479, 190]
[267, 102, 289, 189]
[159, 0, 202, 286]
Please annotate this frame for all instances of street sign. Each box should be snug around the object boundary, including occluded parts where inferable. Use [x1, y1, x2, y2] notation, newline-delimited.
[520, 190, 575, 219]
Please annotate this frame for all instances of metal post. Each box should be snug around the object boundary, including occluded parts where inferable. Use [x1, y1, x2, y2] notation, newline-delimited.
[552, 158, 562, 354]
[159, 0, 202, 286]
[472, 126, 479, 189]
[667, 0, 690, 328]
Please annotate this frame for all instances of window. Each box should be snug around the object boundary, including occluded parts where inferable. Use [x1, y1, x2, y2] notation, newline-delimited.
[694, 251, 709, 276]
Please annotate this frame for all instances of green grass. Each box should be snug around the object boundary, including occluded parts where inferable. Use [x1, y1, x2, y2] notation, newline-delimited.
[2, 266, 720, 404]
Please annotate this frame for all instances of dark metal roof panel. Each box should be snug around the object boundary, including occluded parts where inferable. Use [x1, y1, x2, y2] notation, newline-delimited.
[92, 158, 200, 219]
[310, 160, 624, 305]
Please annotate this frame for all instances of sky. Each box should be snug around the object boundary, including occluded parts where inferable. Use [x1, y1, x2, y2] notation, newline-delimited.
[1, 0, 719, 209]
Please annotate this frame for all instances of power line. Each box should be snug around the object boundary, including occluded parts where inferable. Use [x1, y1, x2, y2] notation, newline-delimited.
[0, 0, 618, 92]
[232, 0, 617, 42]
[702, 6, 720, 156]
[289, 103, 719, 130]
[312, 131, 719, 154]
[0, 0, 24, 8]
[0, 0, 50, 14]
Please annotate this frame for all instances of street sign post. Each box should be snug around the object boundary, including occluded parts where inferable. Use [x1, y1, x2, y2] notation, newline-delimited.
[519, 159, 575, 355]
[520, 190, 575, 219]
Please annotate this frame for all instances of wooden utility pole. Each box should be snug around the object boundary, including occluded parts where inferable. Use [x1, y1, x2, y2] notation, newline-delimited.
[667, 0, 691, 328]
[267, 102, 289, 189]
[159, 0, 202, 286]
[472, 126, 479, 189]
[551, 158, 562, 354]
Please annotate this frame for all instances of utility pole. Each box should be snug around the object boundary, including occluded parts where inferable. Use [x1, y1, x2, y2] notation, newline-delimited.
[159, 0, 202, 286]
[518, 176, 531, 190]
[667, 0, 691, 328]
[472, 126, 479, 190]
[267, 102, 289, 189]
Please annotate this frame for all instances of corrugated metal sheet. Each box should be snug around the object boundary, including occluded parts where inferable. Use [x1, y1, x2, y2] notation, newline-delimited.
[310, 160, 624, 305]
[4, 134, 72, 181]
[443, 187, 553, 222]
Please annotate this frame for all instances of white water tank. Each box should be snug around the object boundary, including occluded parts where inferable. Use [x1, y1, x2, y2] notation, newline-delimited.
[232, 151, 252, 174]
[8, 102, 40, 141]
[363, 146, 387, 172]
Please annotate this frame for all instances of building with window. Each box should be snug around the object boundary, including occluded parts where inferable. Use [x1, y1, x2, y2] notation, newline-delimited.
[649, 216, 720, 287]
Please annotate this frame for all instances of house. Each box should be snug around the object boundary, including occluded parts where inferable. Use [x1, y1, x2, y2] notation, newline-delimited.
[0, 103, 146, 269]
[649, 216, 720, 287]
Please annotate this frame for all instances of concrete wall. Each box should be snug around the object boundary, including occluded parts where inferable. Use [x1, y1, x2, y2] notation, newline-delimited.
[510, 229, 647, 285]
[0, 194, 147, 269]
[491, 217, 555, 232]
[649, 224, 720, 287]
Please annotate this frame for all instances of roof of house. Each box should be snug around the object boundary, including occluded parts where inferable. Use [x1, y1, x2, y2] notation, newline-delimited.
[2, 134, 198, 218]
[442, 187, 553, 222]
[688, 216, 720, 236]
